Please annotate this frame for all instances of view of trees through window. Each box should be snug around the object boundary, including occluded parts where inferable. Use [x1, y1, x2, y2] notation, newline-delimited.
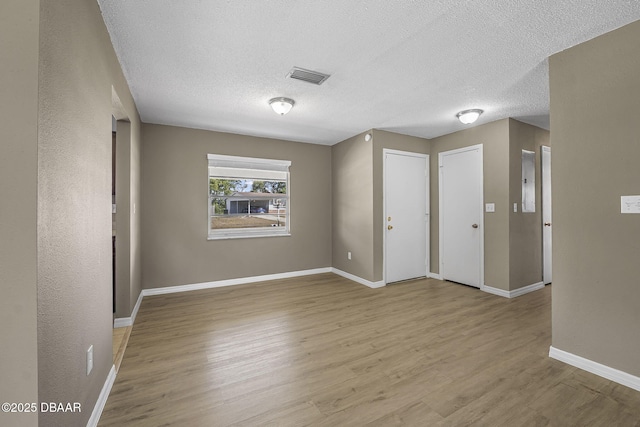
[209, 178, 287, 230]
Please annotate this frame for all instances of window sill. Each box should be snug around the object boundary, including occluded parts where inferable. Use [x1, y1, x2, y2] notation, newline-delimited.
[207, 232, 291, 241]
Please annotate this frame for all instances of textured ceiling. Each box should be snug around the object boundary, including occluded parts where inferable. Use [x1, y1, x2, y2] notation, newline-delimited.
[98, 1, 640, 145]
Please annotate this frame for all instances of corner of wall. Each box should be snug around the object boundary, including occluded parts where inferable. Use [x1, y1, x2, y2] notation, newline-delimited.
[0, 1, 41, 422]
[331, 132, 375, 282]
[549, 19, 640, 379]
[507, 119, 548, 291]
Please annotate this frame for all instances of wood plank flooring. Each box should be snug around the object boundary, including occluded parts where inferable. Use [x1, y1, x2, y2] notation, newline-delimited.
[112, 325, 132, 373]
[98, 274, 640, 426]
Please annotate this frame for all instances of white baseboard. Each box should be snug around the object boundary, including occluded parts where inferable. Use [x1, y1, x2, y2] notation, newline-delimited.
[143, 267, 333, 296]
[482, 285, 511, 298]
[510, 281, 545, 298]
[131, 290, 143, 323]
[113, 290, 144, 328]
[113, 317, 130, 328]
[427, 272, 443, 280]
[87, 365, 116, 427]
[549, 346, 640, 392]
[331, 268, 385, 288]
[483, 281, 544, 298]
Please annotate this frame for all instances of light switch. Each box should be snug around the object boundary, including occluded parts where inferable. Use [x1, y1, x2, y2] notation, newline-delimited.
[621, 195, 640, 214]
[485, 203, 495, 213]
[513, 203, 518, 213]
[87, 345, 93, 375]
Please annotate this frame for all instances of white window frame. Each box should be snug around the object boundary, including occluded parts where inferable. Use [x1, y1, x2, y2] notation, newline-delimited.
[207, 154, 291, 240]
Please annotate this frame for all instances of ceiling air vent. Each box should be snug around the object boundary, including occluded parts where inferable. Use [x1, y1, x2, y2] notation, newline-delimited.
[287, 67, 331, 85]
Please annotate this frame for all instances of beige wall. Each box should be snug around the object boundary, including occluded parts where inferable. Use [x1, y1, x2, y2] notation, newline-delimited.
[115, 121, 132, 317]
[508, 119, 549, 290]
[37, 0, 141, 425]
[429, 119, 548, 292]
[7, 0, 634, 420]
[430, 120, 511, 290]
[331, 129, 429, 283]
[550, 20, 640, 376]
[332, 132, 375, 281]
[0, 1, 40, 426]
[141, 124, 332, 288]
[372, 130, 430, 282]
[114, 118, 143, 318]
[130, 117, 143, 315]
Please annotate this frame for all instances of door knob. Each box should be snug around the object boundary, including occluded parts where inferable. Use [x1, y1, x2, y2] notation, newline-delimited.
[544, 222, 552, 226]
[472, 224, 479, 228]
[388, 225, 393, 230]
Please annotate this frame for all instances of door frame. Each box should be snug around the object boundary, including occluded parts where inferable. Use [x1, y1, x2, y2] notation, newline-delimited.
[438, 144, 484, 289]
[383, 149, 429, 284]
[541, 145, 552, 284]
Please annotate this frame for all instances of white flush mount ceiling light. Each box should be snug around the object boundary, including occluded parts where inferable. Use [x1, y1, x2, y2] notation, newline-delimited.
[456, 109, 483, 124]
[269, 97, 295, 115]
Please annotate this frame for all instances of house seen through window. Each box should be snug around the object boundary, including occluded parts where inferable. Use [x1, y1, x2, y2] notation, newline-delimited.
[208, 154, 290, 239]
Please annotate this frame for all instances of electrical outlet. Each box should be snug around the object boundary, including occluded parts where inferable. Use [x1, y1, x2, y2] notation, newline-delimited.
[348, 251, 352, 260]
[87, 345, 93, 375]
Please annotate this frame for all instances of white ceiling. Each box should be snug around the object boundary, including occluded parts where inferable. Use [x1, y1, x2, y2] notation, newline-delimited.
[98, 1, 640, 146]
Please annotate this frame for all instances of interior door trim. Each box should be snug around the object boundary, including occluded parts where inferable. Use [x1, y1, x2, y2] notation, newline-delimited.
[541, 145, 552, 285]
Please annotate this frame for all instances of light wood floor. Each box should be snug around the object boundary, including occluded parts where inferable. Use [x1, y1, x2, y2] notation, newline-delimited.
[112, 325, 132, 373]
[99, 274, 640, 426]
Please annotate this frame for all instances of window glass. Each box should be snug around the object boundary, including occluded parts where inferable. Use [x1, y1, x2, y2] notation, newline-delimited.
[208, 154, 290, 239]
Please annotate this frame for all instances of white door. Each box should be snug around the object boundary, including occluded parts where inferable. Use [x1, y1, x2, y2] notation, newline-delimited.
[542, 146, 552, 284]
[439, 145, 483, 288]
[384, 150, 428, 283]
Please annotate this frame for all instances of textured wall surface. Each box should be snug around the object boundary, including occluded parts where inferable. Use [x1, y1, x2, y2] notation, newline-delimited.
[37, 0, 141, 425]
[115, 121, 132, 318]
[332, 132, 375, 281]
[141, 124, 332, 289]
[550, 20, 640, 376]
[0, 1, 40, 426]
[508, 119, 549, 290]
[113, 96, 143, 320]
[129, 118, 143, 315]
